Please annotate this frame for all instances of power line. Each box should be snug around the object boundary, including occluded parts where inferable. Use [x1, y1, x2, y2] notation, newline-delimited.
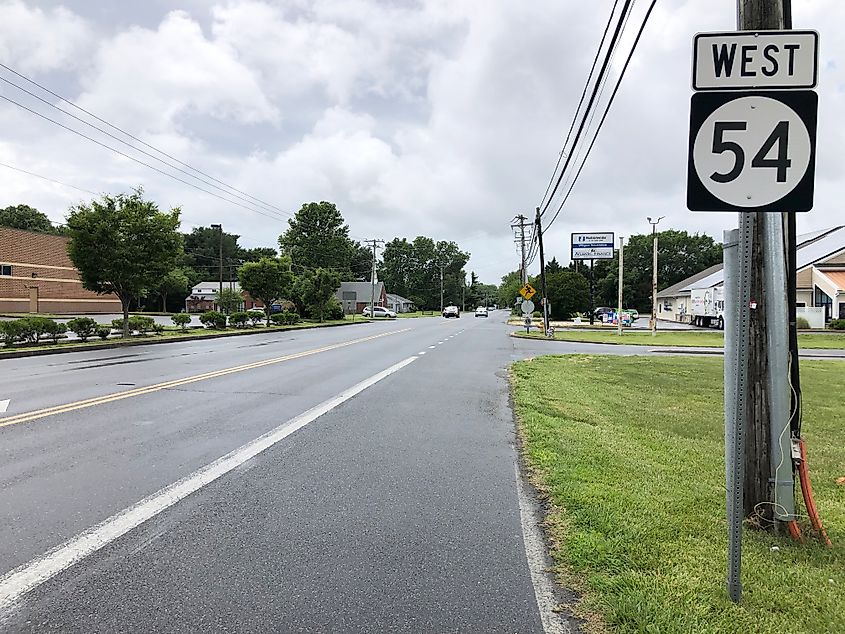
[539, 0, 634, 217]
[0, 160, 99, 196]
[0, 62, 290, 219]
[545, 0, 657, 232]
[538, 0, 622, 210]
[0, 93, 287, 224]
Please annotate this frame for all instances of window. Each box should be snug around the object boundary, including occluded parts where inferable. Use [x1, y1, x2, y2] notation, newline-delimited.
[0, 264, 11, 276]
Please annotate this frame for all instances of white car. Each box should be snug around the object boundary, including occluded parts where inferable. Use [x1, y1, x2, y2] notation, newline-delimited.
[362, 306, 396, 318]
[475, 306, 488, 317]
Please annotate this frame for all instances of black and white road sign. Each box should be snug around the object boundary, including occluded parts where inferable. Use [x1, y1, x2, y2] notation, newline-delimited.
[571, 232, 615, 260]
[687, 90, 817, 212]
[693, 31, 818, 91]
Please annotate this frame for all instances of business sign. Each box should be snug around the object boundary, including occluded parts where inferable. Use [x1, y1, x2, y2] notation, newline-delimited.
[571, 232, 614, 260]
[693, 31, 818, 91]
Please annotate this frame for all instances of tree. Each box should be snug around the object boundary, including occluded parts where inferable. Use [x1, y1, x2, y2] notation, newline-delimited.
[545, 257, 563, 275]
[238, 246, 277, 263]
[278, 201, 357, 277]
[157, 268, 190, 312]
[0, 204, 61, 234]
[297, 268, 341, 322]
[66, 189, 182, 337]
[184, 226, 241, 281]
[215, 287, 243, 314]
[238, 257, 295, 325]
[546, 270, 590, 320]
[498, 270, 522, 311]
[350, 242, 374, 281]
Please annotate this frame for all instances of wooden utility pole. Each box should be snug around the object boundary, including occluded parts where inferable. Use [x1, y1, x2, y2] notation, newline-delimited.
[535, 207, 549, 333]
[738, 0, 783, 523]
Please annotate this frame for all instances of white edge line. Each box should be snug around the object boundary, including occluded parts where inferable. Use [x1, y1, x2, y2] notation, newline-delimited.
[0, 356, 418, 610]
[514, 462, 570, 634]
[0, 400, 9, 414]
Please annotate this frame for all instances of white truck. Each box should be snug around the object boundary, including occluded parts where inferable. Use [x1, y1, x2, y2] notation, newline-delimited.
[690, 286, 725, 329]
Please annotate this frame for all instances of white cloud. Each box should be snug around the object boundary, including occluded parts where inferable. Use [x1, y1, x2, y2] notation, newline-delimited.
[0, 0, 92, 73]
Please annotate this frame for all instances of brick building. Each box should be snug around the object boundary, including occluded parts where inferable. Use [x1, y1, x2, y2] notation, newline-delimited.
[0, 226, 122, 314]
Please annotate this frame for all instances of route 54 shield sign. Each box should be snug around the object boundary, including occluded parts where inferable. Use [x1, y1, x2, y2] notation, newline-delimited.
[687, 91, 817, 212]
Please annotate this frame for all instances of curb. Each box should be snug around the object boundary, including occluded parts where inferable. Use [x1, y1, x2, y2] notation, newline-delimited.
[0, 320, 367, 360]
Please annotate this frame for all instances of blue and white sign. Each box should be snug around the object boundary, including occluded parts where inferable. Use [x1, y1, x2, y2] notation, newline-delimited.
[571, 232, 615, 260]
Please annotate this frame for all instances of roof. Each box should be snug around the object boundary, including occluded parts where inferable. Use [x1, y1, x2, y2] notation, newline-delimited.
[386, 293, 413, 304]
[661, 226, 845, 297]
[656, 263, 723, 299]
[336, 281, 384, 302]
[190, 281, 241, 297]
[818, 270, 845, 291]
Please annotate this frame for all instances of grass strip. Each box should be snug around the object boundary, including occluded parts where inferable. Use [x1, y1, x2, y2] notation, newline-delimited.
[513, 329, 845, 349]
[511, 354, 844, 634]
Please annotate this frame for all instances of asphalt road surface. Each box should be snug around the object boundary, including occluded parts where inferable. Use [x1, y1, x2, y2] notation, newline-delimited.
[0, 312, 581, 633]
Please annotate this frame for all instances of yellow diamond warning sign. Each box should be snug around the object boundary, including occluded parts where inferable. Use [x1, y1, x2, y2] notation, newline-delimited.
[519, 283, 536, 301]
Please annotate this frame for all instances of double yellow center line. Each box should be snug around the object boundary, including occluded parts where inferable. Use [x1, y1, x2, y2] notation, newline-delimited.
[0, 328, 410, 429]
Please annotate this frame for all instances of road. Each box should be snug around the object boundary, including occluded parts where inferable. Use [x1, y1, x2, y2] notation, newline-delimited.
[0, 312, 578, 633]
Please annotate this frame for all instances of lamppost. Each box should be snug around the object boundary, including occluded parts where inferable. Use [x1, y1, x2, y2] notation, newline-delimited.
[647, 216, 665, 336]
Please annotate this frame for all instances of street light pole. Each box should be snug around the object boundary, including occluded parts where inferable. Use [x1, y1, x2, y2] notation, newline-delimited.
[647, 216, 665, 336]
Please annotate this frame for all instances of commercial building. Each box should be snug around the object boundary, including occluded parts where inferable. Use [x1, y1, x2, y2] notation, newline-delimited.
[0, 226, 122, 314]
[336, 281, 387, 314]
[657, 226, 845, 327]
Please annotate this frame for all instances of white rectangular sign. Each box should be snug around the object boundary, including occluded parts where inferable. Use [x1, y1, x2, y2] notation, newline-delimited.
[571, 232, 614, 260]
[693, 31, 818, 91]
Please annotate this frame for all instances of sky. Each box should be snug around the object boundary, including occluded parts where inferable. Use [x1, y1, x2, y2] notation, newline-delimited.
[1, 0, 843, 285]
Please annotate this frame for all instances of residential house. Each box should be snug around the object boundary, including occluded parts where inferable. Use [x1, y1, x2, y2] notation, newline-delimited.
[335, 281, 387, 314]
[386, 293, 415, 313]
[185, 281, 264, 313]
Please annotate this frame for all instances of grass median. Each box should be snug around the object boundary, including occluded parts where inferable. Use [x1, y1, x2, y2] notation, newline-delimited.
[513, 329, 845, 349]
[512, 354, 844, 633]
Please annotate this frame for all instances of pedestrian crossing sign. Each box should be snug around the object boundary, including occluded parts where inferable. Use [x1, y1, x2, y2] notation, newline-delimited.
[519, 283, 536, 300]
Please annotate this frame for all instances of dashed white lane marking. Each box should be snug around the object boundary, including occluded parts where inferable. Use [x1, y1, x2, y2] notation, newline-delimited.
[418, 351, 426, 355]
[0, 356, 418, 611]
[428, 345, 436, 349]
[515, 462, 571, 634]
[0, 400, 9, 414]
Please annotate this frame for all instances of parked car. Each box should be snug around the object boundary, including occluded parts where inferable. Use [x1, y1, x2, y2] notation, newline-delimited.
[443, 305, 460, 318]
[594, 307, 614, 322]
[246, 306, 265, 313]
[475, 306, 488, 317]
[362, 306, 396, 318]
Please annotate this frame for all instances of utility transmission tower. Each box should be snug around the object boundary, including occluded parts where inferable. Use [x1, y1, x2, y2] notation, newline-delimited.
[363, 239, 384, 318]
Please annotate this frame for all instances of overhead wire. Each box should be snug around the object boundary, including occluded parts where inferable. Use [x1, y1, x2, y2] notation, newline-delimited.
[0, 62, 288, 218]
[0, 159, 99, 197]
[544, 0, 657, 232]
[538, 0, 622, 210]
[539, 0, 635, 217]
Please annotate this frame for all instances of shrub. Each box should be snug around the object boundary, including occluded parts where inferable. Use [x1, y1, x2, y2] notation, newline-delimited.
[111, 318, 125, 331]
[326, 298, 344, 320]
[19, 316, 59, 343]
[67, 317, 98, 342]
[795, 316, 810, 330]
[229, 311, 250, 328]
[829, 319, 845, 330]
[171, 313, 192, 331]
[248, 311, 264, 327]
[0, 320, 23, 347]
[152, 323, 165, 335]
[44, 321, 68, 344]
[532, 311, 542, 318]
[270, 311, 300, 326]
[199, 311, 227, 329]
[96, 326, 111, 340]
[129, 315, 155, 334]
[16, 318, 38, 343]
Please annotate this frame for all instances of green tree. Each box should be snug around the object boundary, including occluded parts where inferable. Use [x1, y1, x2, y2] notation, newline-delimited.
[238, 257, 295, 325]
[66, 189, 182, 337]
[157, 268, 190, 312]
[0, 204, 61, 234]
[184, 226, 241, 282]
[498, 270, 522, 311]
[238, 246, 277, 263]
[215, 287, 243, 314]
[278, 201, 357, 277]
[546, 270, 590, 320]
[297, 267, 341, 322]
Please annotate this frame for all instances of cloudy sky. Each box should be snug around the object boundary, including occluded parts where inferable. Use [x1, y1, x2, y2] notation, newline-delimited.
[1, 0, 843, 284]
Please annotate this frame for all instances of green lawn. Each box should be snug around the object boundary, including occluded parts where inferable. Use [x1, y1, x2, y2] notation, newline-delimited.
[395, 310, 439, 318]
[512, 355, 844, 633]
[513, 329, 845, 349]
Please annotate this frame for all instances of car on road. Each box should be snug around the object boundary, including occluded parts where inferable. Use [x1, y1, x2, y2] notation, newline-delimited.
[475, 306, 488, 317]
[594, 307, 614, 322]
[443, 305, 460, 318]
[362, 306, 396, 318]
